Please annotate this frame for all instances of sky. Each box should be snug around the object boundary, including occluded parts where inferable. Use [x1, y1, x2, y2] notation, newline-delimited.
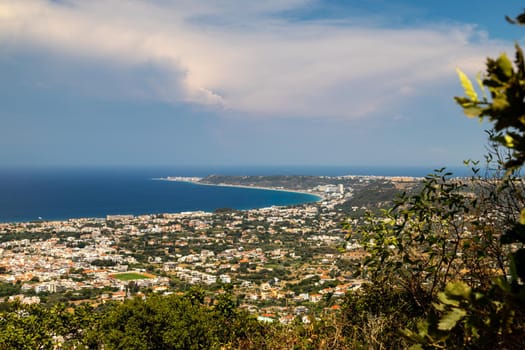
[1, 0, 525, 168]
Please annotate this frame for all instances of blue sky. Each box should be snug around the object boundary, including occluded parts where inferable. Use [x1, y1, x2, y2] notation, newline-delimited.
[1, 0, 524, 168]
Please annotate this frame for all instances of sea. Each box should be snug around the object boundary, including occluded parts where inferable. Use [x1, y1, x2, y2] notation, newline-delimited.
[0, 165, 470, 223]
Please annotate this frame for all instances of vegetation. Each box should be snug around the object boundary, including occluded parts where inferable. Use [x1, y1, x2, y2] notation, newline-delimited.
[338, 180, 409, 211]
[0, 281, 21, 297]
[399, 11, 525, 348]
[3, 10, 525, 350]
[0, 289, 350, 350]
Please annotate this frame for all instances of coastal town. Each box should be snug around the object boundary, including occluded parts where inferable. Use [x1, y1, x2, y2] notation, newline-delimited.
[0, 175, 421, 324]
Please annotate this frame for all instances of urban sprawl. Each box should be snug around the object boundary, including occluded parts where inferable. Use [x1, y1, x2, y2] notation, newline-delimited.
[0, 175, 421, 324]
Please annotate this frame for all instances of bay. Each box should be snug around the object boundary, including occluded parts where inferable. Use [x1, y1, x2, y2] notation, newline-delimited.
[0, 165, 469, 222]
[0, 167, 318, 222]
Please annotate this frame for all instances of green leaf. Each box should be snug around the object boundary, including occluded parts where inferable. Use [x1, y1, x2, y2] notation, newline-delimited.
[504, 134, 515, 148]
[471, 325, 479, 339]
[520, 208, 525, 225]
[438, 307, 467, 331]
[456, 68, 478, 102]
[437, 292, 460, 307]
[497, 53, 513, 78]
[519, 115, 525, 127]
[463, 106, 483, 118]
[492, 96, 510, 111]
[444, 281, 471, 298]
[432, 302, 446, 312]
[475, 72, 487, 100]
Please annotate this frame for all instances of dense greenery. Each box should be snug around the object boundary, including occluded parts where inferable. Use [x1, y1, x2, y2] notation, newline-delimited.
[0, 281, 21, 297]
[337, 180, 408, 212]
[0, 289, 351, 350]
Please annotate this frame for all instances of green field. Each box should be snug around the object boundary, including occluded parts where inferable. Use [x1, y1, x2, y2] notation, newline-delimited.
[111, 272, 153, 281]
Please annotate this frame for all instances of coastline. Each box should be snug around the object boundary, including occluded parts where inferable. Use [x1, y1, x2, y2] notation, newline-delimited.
[156, 177, 325, 202]
[0, 176, 324, 223]
[1, 169, 427, 224]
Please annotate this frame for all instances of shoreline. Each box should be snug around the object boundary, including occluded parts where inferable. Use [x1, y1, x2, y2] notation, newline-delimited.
[1, 179, 324, 224]
[155, 177, 325, 202]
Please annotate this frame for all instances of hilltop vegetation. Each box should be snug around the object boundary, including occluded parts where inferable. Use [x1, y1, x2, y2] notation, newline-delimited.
[2, 11, 525, 350]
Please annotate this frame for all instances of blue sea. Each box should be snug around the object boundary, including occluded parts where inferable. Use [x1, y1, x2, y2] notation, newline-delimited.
[0, 165, 470, 223]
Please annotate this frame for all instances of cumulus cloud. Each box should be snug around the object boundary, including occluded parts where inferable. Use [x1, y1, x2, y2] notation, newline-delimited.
[0, 0, 508, 119]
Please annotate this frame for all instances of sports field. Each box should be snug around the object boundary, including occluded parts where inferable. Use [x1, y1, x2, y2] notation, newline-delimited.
[111, 272, 153, 281]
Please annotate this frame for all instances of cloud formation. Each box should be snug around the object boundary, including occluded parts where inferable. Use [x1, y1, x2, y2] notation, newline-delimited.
[0, 0, 508, 119]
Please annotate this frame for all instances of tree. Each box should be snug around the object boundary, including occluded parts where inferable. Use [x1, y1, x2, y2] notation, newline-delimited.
[402, 10, 525, 349]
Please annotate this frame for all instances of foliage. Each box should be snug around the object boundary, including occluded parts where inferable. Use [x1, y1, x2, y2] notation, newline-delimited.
[90, 258, 117, 267]
[0, 289, 371, 350]
[401, 10, 525, 349]
[337, 181, 405, 211]
[455, 42, 525, 171]
[341, 18, 525, 344]
[0, 302, 98, 350]
[5, 12, 525, 350]
[344, 168, 507, 309]
[340, 283, 415, 349]
[401, 280, 525, 349]
[0, 281, 21, 297]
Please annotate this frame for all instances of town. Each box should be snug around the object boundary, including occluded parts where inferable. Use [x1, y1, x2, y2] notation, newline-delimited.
[0, 175, 421, 324]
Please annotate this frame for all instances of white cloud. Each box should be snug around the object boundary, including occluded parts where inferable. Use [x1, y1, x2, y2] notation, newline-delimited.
[0, 0, 510, 119]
